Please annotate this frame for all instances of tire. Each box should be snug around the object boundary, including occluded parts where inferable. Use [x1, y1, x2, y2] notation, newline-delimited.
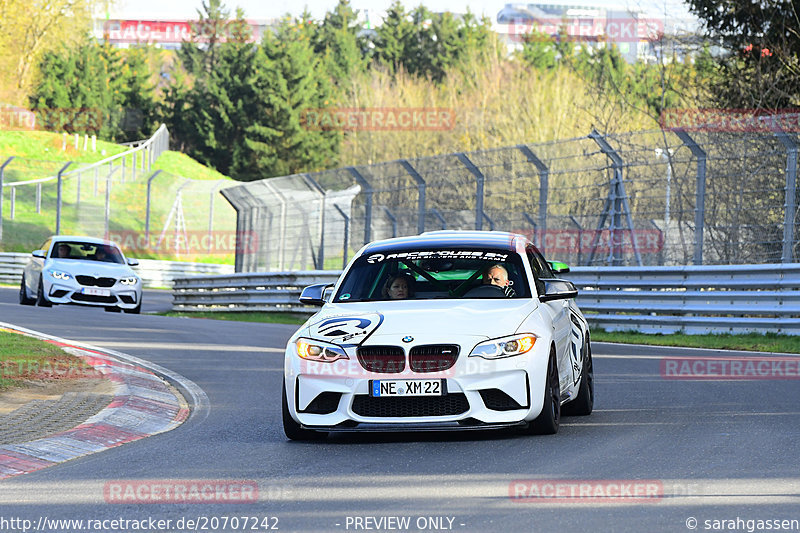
[19, 275, 35, 305]
[563, 339, 594, 416]
[36, 277, 52, 307]
[521, 350, 560, 435]
[282, 383, 325, 441]
[105, 306, 122, 313]
[123, 301, 142, 314]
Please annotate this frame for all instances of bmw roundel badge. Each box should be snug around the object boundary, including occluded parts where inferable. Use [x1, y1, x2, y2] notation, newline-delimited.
[402, 336, 414, 343]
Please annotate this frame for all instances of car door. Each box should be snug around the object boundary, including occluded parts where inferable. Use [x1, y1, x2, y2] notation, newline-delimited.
[527, 247, 574, 393]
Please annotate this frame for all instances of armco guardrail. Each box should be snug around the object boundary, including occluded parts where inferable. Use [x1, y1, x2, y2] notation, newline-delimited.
[0, 252, 232, 288]
[171, 264, 800, 335]
[567, 264, 800, 335]
[172, 271, 340, 312]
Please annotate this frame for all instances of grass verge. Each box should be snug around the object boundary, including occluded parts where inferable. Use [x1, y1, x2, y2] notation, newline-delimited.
[158, 311, 310, 325]
[0, 330, 96, 391]
[591, 330, 800, 354]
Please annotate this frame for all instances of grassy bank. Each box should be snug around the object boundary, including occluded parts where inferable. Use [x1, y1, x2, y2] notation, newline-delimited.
[591, 330, 800, 354]
[0, 329, 96, 390]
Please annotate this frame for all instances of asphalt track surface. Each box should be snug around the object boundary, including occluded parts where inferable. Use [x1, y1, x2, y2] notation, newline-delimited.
[0, 286, 798, 533]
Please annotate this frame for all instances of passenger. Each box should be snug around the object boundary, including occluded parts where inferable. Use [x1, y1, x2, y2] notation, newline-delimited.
[381, 273, 415, 300]
[56, 244, 70, 258]
[94, 248, 108, 262]
[483, 264, 516, 297]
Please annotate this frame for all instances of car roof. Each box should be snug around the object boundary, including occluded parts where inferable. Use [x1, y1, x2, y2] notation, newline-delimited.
[50, 235, 118, 247]
[360, 231, 534, 255]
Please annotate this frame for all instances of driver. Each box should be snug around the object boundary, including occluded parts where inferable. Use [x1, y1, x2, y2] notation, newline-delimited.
[483, 264, 516, 297]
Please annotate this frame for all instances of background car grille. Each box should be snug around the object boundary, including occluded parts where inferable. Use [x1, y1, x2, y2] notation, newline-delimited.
[351, 394, 469, 417]
[72, 293, 117, 304]
[357, 346, 405, 373]
[76, 275, 117, 287]
[409, 344, 460, 372]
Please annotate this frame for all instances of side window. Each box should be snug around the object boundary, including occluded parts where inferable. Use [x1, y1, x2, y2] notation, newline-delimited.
[526, 247, 554, 296]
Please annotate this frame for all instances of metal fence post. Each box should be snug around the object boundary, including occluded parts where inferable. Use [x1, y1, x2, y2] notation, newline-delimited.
[334, 204, 350, 268]
[105, 167, 121, 238]
[383, 206, 398, 238]
[399, 159, 426, 234]
[145, 170, 163, 240]
[304, 174, 327, 269]
[10, 187, 15, 219]
[455, 153, 485, 231]
[262, 180, 287, 270]
[673, 129, 707, 265]
[207, 180, 225, 254]
[0, 156, 14, 241]
[588, 131, 641, 266]
[517, 145, 549, 255]
[347, 167, 372, 244]
[773, 129, 798, 263]
[430, 208, 446, 229]
[36, 183, 41, 213]
[55, 162, 72, 235]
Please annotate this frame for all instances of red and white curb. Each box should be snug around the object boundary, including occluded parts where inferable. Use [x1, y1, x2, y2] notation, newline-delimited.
[0, 322, 205, 480]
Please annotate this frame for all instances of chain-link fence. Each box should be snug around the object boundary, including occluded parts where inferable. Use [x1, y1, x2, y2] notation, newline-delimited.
[0, 126, 237, 261]
[222, 125, 800, 271]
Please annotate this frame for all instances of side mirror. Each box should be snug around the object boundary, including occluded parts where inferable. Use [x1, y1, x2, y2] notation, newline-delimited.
[32, 250, 46, 259]
[126, 258, 139, 266]
[547, 260, 571, 274]
[299, 283, 334, 306]
[539, 279, 578, 302]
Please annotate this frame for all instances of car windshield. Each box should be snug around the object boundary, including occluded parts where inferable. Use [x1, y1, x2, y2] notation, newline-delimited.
[333, 248, 530, 302]
[50, 242, 125, 264]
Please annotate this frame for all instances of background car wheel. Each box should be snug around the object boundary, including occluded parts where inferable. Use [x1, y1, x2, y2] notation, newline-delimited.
[521, 350, 560, 435]
[123, 302, 142, 314]
[36, 277, 52, 307]
[282, 383, 325, 441]
[19, 275, 35, 305]
[104, 306, 122, 313]
[562, 339, 593, 416]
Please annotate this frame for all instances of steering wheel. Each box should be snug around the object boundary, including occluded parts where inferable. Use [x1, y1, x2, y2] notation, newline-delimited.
[464, 284, 507, 298]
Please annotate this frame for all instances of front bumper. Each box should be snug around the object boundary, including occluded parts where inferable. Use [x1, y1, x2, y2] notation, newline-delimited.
[44, 277, 141, 309]
[284, 334, 552, 431]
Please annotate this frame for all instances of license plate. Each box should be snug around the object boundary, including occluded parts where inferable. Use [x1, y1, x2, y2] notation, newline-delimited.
[370, 379, 444, 397]
[81, 287, 111, 297]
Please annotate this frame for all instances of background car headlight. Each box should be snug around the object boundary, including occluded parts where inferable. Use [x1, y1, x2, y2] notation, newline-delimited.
[120, 276, 139, 285]
[47, 269, 72, 280]
[469, 334, 537, 359]
[295, 338, 349, 362]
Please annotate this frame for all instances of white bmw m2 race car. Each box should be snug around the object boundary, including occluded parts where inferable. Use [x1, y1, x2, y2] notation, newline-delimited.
[282, 231, 593, 440]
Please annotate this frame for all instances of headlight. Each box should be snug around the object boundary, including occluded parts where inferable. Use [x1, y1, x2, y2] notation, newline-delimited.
[469, 334, 537, 359]
[295, 338, 349, 363]
[120, 276, 139, 285]
[47, 269, 72, 280]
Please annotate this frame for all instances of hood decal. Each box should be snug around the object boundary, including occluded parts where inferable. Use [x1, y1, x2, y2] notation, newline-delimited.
[308, 313, 384, 347]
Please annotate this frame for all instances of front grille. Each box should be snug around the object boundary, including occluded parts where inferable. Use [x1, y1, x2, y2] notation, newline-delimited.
[72, 293, 117, 304]
[409, 344, 459, 372]
[76, 276, 116, 288]
[352, 394, 469, 417]
[357, 346, 405, 373]
[301, 392, 342, 414]
[480, 389, 526, 411]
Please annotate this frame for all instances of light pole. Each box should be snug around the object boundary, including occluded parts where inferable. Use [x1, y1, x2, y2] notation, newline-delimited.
[655, 147, 674, 230]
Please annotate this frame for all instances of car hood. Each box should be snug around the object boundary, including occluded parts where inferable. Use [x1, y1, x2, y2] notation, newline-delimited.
[301, 300, 539, 346]
[46, 259, 136, 277]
